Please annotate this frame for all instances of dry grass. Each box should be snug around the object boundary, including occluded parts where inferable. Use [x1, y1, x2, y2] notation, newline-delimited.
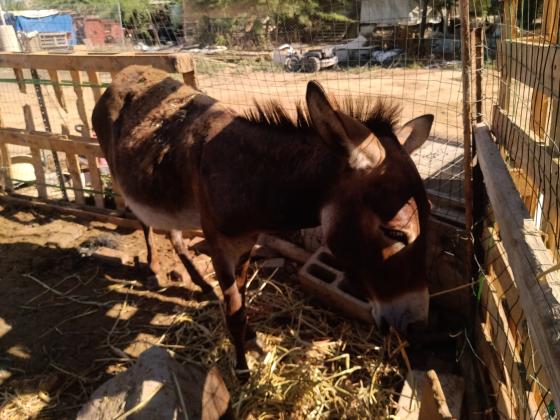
[0, 263, 408, 419]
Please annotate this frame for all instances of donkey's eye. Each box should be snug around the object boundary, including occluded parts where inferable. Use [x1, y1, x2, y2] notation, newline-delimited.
[381, 226, 408, 244]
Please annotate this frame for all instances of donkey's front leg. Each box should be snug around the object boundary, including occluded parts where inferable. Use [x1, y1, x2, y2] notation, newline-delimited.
[208, 235, 257, 379]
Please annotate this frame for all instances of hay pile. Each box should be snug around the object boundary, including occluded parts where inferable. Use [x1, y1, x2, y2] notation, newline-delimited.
[0, 263, 408, 419]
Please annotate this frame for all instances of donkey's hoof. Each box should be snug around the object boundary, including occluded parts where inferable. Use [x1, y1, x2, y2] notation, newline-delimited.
[145, 273, 162, 290]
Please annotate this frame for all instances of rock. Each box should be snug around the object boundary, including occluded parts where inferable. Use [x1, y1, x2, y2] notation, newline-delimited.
[91, 247, 133, 266]
[77, 346, 232, 420]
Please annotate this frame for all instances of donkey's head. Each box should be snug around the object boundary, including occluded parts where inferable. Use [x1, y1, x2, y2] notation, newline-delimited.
[306, 81, 433, 334]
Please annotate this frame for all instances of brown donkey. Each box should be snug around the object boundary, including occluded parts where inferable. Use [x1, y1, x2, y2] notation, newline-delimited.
[92, 66, 433, 374]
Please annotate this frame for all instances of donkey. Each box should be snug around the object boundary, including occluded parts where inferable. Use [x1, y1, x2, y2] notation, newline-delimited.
[92, 65, 433, 374]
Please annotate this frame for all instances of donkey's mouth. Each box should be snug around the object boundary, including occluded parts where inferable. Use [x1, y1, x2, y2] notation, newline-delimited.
[370, 287, 429, 335]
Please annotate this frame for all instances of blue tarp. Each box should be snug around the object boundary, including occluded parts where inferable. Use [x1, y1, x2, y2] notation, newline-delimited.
[6, 12, 76, 45]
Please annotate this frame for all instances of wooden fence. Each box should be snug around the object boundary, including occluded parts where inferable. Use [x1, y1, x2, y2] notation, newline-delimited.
[0, 51, 195, 226]
[473, 0, 560, 417]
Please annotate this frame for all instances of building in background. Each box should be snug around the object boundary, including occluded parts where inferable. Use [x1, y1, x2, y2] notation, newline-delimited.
[4, 9, 75, 50]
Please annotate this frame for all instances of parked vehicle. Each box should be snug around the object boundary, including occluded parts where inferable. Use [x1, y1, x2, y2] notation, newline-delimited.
[283, 46, 338, 73]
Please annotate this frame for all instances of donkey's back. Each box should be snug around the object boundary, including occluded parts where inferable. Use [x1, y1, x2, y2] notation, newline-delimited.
[92, 66, 232, 231]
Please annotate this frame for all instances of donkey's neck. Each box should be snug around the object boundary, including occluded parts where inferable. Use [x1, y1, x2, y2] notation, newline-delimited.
[203, 119, 345, 235]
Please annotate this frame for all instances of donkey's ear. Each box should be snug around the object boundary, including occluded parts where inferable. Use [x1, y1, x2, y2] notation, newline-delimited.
[397, 114, 434, 154]
[306, 81, 385, 168]
[306, 80, 348, 154]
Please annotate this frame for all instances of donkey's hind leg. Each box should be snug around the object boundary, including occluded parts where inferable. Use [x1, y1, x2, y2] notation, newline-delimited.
[141, 224, 161, 288]
[169, 230, 216, 297]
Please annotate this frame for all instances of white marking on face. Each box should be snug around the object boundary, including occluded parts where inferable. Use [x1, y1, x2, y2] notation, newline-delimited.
[370, 288, 429, 332]
[348, 148, 374, 170]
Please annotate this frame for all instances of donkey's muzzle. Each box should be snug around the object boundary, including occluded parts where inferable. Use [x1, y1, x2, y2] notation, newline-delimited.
[371, 287, 429, 334]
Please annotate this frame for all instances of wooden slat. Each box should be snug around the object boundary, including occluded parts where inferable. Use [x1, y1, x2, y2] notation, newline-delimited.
[86, 70, 102, 103]
[111, 179, 126, 211]
[523, 336, 553, 418]
[69, 71, 91, 138]
[0, 143, 12, 192]
[47, 69, 67, 111]
[0, 193, 141, 230]
[0, 111, 12, 192]
[65, 152, 85, 205]
[492, 107, 560, 262]
[86, 155, 104, 208]
[497, 40, 560, 100]
[0, 52, 195, 74]
[13, 67, 26, 93]
[475, 324, 518, 419]
[60, 124, 84, 205]
[23, 105, 47, 199]
[484, 227, 524, 342]
[182, 71, 197, 89]
[503, 0, 519, 39]
[496, 42, 511, 112]
[0, 128, 102, 156]
[480, 255, 542, 419]
[474, 123, 560, 403]
[529, 0, 559, 141]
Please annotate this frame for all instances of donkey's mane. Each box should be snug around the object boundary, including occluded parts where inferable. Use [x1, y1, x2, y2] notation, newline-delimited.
[242, 95, 401, 135]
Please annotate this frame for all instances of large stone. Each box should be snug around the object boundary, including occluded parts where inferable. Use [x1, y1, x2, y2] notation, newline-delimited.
[77, 347, 232, 420]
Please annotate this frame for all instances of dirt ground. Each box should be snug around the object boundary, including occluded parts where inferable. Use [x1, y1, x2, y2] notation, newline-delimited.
[0, 202, 425, 419]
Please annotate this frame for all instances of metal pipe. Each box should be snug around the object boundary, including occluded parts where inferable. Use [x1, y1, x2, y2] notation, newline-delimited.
[459, 0, 473, 286]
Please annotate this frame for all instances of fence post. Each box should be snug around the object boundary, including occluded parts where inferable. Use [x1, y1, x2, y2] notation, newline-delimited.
[30, 68, 68, 201]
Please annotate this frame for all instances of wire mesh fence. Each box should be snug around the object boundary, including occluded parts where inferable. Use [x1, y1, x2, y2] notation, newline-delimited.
[2, 0, 559, 417]
[471, 0, 559, 417]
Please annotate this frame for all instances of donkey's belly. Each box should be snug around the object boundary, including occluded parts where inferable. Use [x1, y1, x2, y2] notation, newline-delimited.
[124, 194, 202, 231]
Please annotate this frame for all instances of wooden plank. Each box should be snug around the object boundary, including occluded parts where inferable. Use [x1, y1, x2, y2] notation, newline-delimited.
[496, 42, 511, 112]
[483, 227, 525, 338]
[480, 255, 542, 419]
[69, 71, 91, 138]
[503, 0, 519, 39]
[0, 193, 141, 230]
[492, 106, 560, 258]
[87, 155, 104, 208]
[0, 113, 12, 192]
[111, 178, 126, 211]
[529, 0, 559, 141]
[182, 71, 197, 89]
[474, 123, 560, 403]
[0, 128, 102, 156]
[497, 40, 560, 100]
[65, 152, 85, 205]
[418, 370, 459, 419]
[13, 67, 26, 93]
[522, 337, 553, 419]
[396, 370, 465, 420]
[0, 52, 195, 74]
[47, 69, 67, 111]
[23, 105, 47, 199]
[475, 324, 518, 419]
[0, 143, 12, 192]
[86, 70, 102, 103]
